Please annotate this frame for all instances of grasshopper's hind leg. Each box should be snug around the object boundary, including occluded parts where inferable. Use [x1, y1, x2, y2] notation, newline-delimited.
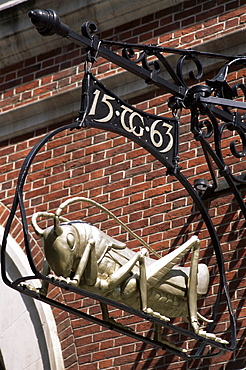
[144, 236, 200, 321]
[187, 239, 200, 334]
[188, 242, 229, 345]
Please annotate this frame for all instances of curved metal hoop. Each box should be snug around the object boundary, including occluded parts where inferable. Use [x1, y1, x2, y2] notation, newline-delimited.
[0, 119, 236, 359]
[0, 69, 236, 358]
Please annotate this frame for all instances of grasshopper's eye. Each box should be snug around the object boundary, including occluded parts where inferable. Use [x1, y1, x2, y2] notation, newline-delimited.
[67, 233, 75, 250]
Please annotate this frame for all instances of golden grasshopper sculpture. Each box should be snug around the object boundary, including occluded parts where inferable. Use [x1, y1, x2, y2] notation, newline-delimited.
[31, 197, 228, 347]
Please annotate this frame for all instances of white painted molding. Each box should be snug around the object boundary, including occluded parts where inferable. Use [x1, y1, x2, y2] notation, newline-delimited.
[0, 0, 28, 11]
[0, 226, 64, 370]
[0, 0, 183, 68]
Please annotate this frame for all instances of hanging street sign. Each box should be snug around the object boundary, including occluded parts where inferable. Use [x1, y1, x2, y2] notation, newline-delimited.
[78, 73, 179, 170]
[2, 7, 246, 361]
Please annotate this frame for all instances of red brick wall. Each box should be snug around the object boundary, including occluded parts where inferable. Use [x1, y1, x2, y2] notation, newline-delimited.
[1, 1, 246, 369]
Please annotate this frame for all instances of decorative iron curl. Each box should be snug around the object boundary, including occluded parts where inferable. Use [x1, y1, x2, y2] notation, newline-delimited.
[81, 20, 98, 39]
[208, 108, 246, 165]
[122, 47, 161, 78]
[221, 121, 246, 159]
[192, 104, 246, 192]
[122, 47, 135, 60]
[177, 53, 204, 88]
[197, 119, 213, 139]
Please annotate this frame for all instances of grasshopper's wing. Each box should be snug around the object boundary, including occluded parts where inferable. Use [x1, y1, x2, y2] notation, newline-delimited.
[90, 224, 126, 250]
[101, 233, 126, 250]
[146, 236, 199, 289]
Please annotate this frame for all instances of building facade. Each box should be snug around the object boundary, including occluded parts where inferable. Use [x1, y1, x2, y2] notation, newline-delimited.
[0, 0, 246, 369]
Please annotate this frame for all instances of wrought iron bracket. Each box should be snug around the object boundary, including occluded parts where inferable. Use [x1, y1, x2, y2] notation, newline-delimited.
[27, 9, 246, 204]
[2, 7, 246, 360]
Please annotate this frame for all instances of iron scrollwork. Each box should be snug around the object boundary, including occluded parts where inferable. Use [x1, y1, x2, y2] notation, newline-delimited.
[187, 58, 246, 212]
[96, 26, 246, 211]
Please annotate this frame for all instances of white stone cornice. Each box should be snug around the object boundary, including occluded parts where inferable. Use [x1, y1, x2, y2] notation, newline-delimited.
[0, 0, 28, 12]
[0, 0, 183, 68]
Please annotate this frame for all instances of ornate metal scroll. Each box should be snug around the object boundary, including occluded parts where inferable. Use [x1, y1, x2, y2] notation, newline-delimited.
[2, 8, 246, 360]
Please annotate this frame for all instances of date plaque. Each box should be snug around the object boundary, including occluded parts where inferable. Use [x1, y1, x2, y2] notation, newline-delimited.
[81, 74, 179, 170]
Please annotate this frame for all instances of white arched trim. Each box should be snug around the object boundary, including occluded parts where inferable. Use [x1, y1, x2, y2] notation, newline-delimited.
[0, 226, 64, 370]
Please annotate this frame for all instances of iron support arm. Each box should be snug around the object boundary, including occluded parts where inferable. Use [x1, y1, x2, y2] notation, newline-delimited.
[28, 9, 246, 124]
[28, 9, 184, 97]
[201, 96, 246, 110]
